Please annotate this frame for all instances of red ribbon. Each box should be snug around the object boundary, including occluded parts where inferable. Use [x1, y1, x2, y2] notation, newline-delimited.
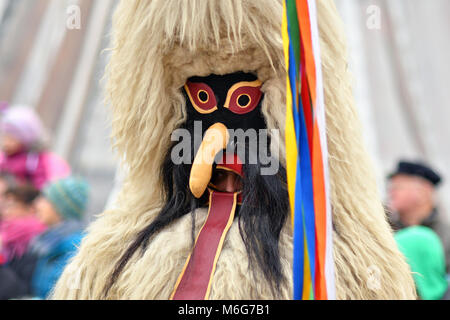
[171, 191, 238, 300]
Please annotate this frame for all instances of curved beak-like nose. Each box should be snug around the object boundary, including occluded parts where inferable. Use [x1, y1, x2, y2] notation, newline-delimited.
[189, 122, 229, 198]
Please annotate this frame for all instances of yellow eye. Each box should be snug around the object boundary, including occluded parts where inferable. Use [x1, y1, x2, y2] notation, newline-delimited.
[184, 81, 218, 114]
[223, 80, 263, 115]
[197, 90, 209, 103]
[237, 94, 251, 108]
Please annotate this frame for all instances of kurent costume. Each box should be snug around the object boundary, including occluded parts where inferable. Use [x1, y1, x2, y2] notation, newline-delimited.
[52, 0, 416, 299]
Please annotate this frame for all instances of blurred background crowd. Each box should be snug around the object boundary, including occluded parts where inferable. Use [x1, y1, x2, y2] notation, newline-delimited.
[0, 0, 449, 300]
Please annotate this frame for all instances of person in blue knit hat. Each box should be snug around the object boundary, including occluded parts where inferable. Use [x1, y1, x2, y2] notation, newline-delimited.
[30, 176, 89, 298]
[0, 177, 89, 299]
[36, 176, 89, 224]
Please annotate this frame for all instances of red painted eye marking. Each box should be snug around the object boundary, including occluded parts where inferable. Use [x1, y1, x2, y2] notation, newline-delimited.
[223, 80, 263, 115]
[185, 82, 218, 114]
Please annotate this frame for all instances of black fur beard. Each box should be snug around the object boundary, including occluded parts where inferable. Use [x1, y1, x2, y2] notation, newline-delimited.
[104, 140, 289, 298]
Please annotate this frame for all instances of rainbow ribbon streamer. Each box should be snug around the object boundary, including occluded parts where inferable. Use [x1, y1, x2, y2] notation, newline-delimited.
[282, 0, 335, 300]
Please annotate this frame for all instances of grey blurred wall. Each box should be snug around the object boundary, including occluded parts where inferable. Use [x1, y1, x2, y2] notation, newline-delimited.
[335, 0, 450, 221]
[0, 0, 118, 223]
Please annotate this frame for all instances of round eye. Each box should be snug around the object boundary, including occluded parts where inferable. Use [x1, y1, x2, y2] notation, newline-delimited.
[237, 94, 251, 108]
[184, 82, 218, 114]
[198, 90, 209, 103]
[224, 80, 263, 115]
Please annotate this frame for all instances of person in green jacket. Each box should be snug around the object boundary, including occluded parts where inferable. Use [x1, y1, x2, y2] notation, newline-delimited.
[395, 226, 449, 300]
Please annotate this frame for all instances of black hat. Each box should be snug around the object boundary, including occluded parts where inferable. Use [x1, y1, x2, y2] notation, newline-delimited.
[388, 161, 442, 186]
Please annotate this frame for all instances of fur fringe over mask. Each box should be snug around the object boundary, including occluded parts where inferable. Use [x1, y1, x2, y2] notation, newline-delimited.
[52, 0, 416, 300]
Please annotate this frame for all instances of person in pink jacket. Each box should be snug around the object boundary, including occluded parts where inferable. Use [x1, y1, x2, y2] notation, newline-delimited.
[0, 184, 47, 263]
[0, 105, 49, 190]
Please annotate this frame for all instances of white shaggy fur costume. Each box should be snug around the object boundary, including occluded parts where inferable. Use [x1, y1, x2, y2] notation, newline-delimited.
[52, 0, 416, 300]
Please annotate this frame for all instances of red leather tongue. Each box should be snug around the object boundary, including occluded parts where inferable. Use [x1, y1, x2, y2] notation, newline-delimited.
[170, 191, 238, 300]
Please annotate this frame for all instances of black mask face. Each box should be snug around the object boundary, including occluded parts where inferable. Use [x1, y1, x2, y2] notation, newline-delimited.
[106, 72, 289, 299]
[182, 72, 273, 199]
[183, 72, 267, 133]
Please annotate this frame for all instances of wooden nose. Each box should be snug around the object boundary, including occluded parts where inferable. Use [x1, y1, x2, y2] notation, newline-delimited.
[189, 123, 229, 198]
